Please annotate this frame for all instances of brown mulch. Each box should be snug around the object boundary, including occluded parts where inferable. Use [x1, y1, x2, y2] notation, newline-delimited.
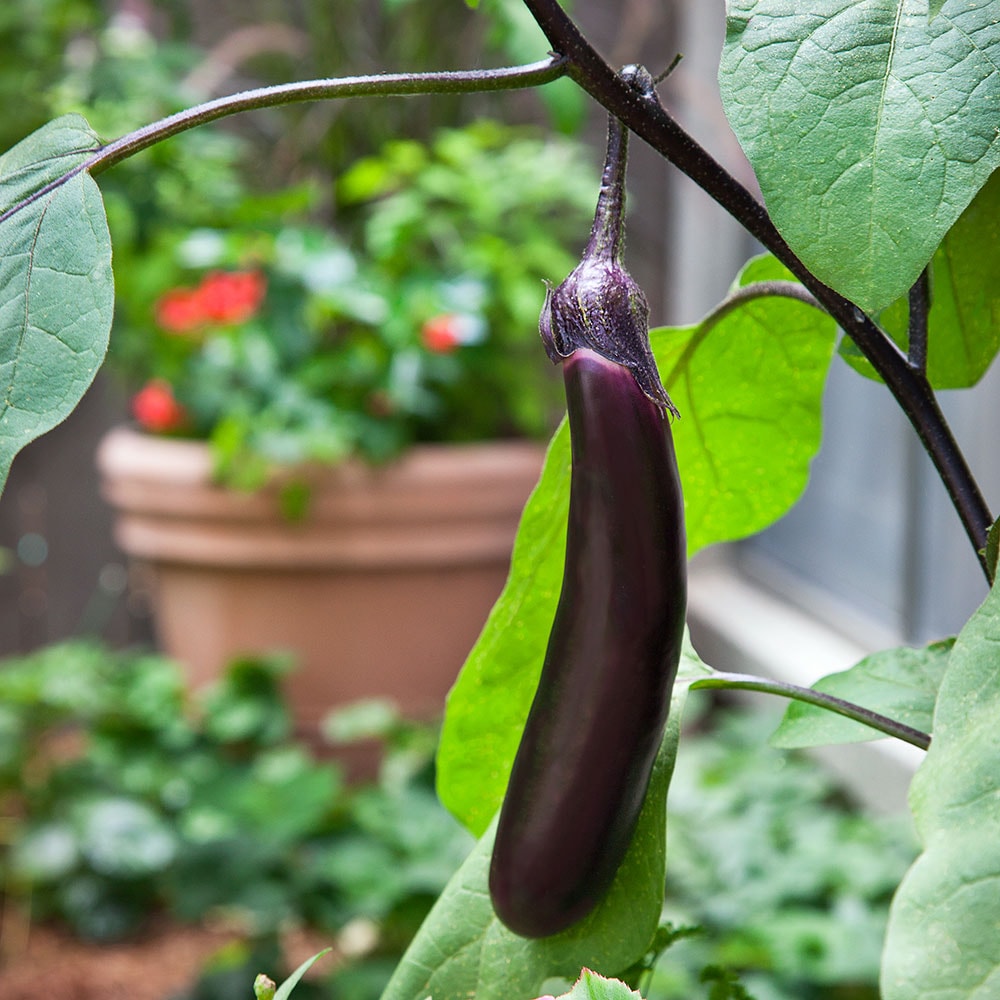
[0, 918, 336, 1000]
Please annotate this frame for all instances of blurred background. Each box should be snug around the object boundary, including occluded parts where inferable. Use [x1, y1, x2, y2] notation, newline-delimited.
[1, 2, 998, 998]
[3, 0, 997, 666]
[0, 0, 694, 655]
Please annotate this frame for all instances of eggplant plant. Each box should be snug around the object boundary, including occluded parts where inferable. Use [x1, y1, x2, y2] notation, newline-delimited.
[1, 2, 999, 999]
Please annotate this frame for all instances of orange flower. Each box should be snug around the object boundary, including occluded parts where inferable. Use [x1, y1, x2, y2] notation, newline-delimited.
[421, 312, 485, 353]
[155, 288, 206, 334]
[131, 379, 188, 433]
[421, 314, 462, 353]
[154, 270, 266, 333]
[198, 270, 267, 325]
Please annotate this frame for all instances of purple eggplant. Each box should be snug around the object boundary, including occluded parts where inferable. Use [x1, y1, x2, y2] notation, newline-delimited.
[488, 68, 687, 939]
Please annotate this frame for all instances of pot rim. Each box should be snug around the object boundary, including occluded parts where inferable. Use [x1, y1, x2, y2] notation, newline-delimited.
[96, 425, 547, 569]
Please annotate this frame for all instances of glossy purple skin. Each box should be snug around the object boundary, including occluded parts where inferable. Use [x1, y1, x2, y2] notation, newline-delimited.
[489, 348, 687, 939]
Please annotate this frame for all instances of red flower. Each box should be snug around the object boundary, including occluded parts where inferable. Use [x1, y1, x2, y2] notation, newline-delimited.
[155, 288, 206, 334]
[154, 270, 266, 333]
[131, 380, 188, 433]
[198, 270, 267, 325]
[421, 314, 462, 353]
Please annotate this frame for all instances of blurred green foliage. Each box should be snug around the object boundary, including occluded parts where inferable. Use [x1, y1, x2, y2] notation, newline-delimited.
[22, 8, 597, 483]
[105, 120, 596, 486]
[0, 643, 921, 1000]
[0, 643, 472, 997]
[646, 708, 919, 1000]
[0, 0, 101, 153]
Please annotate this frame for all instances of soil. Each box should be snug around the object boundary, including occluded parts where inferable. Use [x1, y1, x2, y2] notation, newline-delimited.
[0, 917, 335, 1000]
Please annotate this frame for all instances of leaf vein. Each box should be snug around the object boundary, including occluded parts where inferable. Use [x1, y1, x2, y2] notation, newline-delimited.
[1, 193, 52, 421]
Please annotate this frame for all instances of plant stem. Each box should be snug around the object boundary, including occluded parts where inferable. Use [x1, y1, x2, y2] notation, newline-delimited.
[520, 0, 994, 576]
[690, 671, 931, 751]
[0, 58, 567, 225]
[908, 268, 931, 374]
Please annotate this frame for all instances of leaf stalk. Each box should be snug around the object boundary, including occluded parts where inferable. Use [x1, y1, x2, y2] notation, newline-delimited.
[699, 280, 821, 331]
[691, 670, 931, 751]
[0, 58, 567, 226]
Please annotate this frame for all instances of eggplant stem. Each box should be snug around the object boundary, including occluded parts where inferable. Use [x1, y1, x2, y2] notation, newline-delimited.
[586, 114, 628, 263]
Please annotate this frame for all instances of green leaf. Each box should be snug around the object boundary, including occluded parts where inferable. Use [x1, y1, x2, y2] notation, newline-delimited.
[76, 796, 177, 877]
[386, 663, 703, 1000]
[881, 577, 1000, 999]
[770, 639, 953, 749]
[437, 426, 570, 837]
[436, 254, 835, 835]
[841, 169, 1000, 388]
[0, 114, 112, 493]
[659, 255, 838, 554]
[984, 517, 1000, 584]
[273, 949, 332, 1000]
[720, 1, 1000, 314]
[556, 969, 643, 1000]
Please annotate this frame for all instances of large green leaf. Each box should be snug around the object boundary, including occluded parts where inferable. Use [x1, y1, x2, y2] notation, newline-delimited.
[720, 1, 1000, 314]
[437, 254, 836, 835]
[770, 639, 952, 749]
[881, 578, 1000, 999]
[658, 255, 838, 553]
[841, 169, 1000, 388]
[385, 658, 705, 1000]
[0, 114, 112, 493]
[437, 424, 571, 837]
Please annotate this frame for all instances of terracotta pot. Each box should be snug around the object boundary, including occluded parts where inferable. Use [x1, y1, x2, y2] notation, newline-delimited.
[96, 426, 545, 741]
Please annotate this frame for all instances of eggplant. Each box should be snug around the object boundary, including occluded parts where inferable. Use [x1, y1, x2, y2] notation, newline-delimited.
[488, 68, 687, 939]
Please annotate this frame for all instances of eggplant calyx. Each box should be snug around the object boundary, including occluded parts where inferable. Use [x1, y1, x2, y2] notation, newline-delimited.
[540, 67, 678, 418]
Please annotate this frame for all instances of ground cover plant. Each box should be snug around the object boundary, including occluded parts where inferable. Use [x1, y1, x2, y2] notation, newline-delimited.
[0, 643, 473, 996]
[1, 1, 1000, 998]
